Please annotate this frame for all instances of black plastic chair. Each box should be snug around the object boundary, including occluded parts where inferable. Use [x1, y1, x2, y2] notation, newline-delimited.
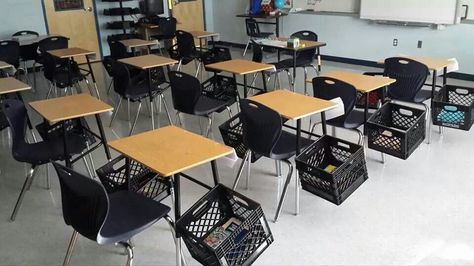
[34, 36, 69, 88]
[369, 57, 432, 143]
[102, 56, 115, 95]
[202, 46, 232, 73]
[312, 77, 365, 144]
[0, 40, 22, 73]
[2, 99, 87, 221]
[107, 38, 133, 60]
[109, 61, 172, 136]
[12, 31, 40, 78]
[169, 71, 233, 137]
[232, 99, 312, 222]
[52, 162, 177, 266]
[151, 17, 177, 54]
[250, 40, 291, 91]
[243, 18, 273, 56]
[175, 30, 203, 77]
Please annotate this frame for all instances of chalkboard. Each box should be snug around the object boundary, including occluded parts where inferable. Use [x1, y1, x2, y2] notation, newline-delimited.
[291, 0, 359, 13]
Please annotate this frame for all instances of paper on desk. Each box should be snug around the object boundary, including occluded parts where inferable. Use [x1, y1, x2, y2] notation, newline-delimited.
[217, 149, 239, 168]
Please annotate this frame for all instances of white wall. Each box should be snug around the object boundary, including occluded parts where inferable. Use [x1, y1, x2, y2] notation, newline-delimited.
[0, 0, 47, 39]
[208, 0, 474, 75]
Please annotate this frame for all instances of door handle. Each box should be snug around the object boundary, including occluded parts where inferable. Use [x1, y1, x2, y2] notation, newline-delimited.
[84, 6, 93, 12]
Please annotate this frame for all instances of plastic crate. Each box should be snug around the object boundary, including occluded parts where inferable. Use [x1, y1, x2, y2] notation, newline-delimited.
[367, 102, 426, 159]
[176, 184, 273, 266]
[295, 136, 368, 205]
[36, 118, 96, 145]
[202, 75, 237, 104]
[432, 85, 474, 131]
[96, 156, 170, 202]
[219, 114, 261, 163]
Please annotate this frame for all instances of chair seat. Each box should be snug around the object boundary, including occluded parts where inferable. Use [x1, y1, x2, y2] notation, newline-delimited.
[414, 89, 432, 103]
[194, 96, 230, 116]
[327, 109, 367, 129]
[52, 70, 86, 88]
[98, 190, 170, 245]
[269, 131, 313, 160]
[15, 133, 87, 165]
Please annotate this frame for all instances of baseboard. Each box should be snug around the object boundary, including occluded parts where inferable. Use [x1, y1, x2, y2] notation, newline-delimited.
[211, 40, 474, 82]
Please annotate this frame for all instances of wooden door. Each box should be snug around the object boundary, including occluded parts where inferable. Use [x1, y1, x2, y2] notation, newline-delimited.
[43, 0, 100, 63]
[171, 0, 205, 31]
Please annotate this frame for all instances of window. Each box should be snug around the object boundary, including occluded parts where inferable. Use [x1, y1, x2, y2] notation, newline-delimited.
[54, 0, 84, 11]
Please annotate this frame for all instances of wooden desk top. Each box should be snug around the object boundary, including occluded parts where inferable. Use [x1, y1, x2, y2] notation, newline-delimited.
[189, 31, 219, 39]
[119, 54, 178, 70]
[29, 93, 113, 123]
[316, 71, 396, 93]
[249, 89, 337, 120]
[120, 38, 158, 49]
[277, 37, 327, 50]
[205, 59, 274, 75]
[0, 78, 31, 95]
[108, 126, 234, 177]
[378, 56, 451, 71]
[48, 47, 95, 59]
[0, 61, 13, 70]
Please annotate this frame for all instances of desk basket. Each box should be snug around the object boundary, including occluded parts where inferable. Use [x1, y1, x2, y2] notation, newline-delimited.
[176, 184, 273, 266]
[96, 156, 170, 202]
[295, 136, 368, 205]
[219, 114, 261, 163]
[432, 85, 474, 131]
[202, 75, 238, 104]
[367, 102, 425, 159]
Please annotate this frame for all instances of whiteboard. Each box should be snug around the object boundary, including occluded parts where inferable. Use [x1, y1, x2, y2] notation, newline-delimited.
[292, 0, 359, 13]
[360, 0, 460, 25]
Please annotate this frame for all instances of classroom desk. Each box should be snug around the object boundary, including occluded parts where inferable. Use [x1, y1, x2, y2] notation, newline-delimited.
[205, 59, 274, 98]
[108, 126, 234, 266]
[257, 38, 327, 91]
[236, 13, 287, 37]
[0, 61, 13, 71]
[317, 70, 396, 133]
[189, 30, 219, 50]
[119, 54, 178, 130]
[48, 47, 100, 99]
[378, 56, 451, 100]
[119, 38, 158, 54]
[29, 93, 113, 167]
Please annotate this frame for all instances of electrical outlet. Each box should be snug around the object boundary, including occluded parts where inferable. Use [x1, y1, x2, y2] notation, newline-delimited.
[418, 40, 423, 48]
[393, 39, 398, 46]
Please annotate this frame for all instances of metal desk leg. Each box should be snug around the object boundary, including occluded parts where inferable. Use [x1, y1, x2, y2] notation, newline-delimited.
[211, 36, 215, 48]
[243, 74, 248, 98]
[147, 69, 155, 129]
[210, 160, 220, 185]
[321, 112, 327, 135]
[364, 92, 369, 135]
[443, 67, 447, 87]
[95, 114, 111, 160]
[431, 70, 437, 101]
[292, 50, 297, 91]
[172, 173, 182, 266]
[261, 71, 267, 92]
[63, 121, 71, 168]
[296, 119, 302, 154]
[276, 17, 280, 37]
[85, 55, 100, 100]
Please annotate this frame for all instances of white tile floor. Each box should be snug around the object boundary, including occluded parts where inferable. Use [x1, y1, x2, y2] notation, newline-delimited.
[1, 48, 474, 265]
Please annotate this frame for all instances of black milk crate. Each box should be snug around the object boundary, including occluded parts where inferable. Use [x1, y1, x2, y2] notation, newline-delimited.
[36, 118, 96, 145]
[295, 136, 368, 205]
[367, 102, 426, 160]
[432, 85, 474, 131]
[202, 75, 238, 104]
[176, 184, 273, 266]
[96, 156, 170, 202]
[219, 114, 261, 163]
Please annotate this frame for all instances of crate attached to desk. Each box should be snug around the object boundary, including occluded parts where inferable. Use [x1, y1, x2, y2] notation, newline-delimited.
[432, 85, 474, 131]
[296, 135, 368, 205]
[202, 75, 237, 104]
[176, 184, 273, 266]
[367, 102, 426, 159]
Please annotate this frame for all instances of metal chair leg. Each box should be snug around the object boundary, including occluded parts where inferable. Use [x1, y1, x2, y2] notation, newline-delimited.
[245, 149, 251, 190]
[109, 97, 123, 127]
[107, 80, 113, 95]
[127, 99, 131, 122]
[205, 116, 213, 137]
[10, 165, 38, 222]
[286, 70, 294, 92]
[45, 163, 51, 190]
[161, 94, 173, 125]
[226, 106, 233, 119]
[232, 150, 251, 190]
[422, 103, 431, 144]
[381, 152, 386, 164]
[243, 39, 251, 56]
[303, 67, 308, 95]
[164, 215, 187, 266]
[274, 159, 293, 223]
[122, 242, 134, 266]
[63, 230, 79, 266]
[175, 111, 182, 127]
[295, 171, 300, 216]
[129, 102, 142, 136]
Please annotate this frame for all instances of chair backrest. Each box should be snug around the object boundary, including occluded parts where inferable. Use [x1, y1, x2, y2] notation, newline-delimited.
[102, 56, 115, 77]
[169, 71, 202, 114]
[312, 77, 357, 123]
[175, 30, 196, 58]
[290, 30, 318, 65]
[158, 17, 177, 36]
[0, 40, 20, 67]
[202, 46, 232, 72]
[245, 18, 261, 37]
[41, 52, 59, 81]
[251, 40, 263, 63]
[240, 99, 282, 157]
[38, 36, 68, 54]
[384, 57, 429, 102]
[107, 38, 130, 60]
[12, 30, 39, 37]
[2, 99, 30, 162]
[111, 61, 132, 96]
[52, 162, 109, 242]
[291, 30, 318, 42]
